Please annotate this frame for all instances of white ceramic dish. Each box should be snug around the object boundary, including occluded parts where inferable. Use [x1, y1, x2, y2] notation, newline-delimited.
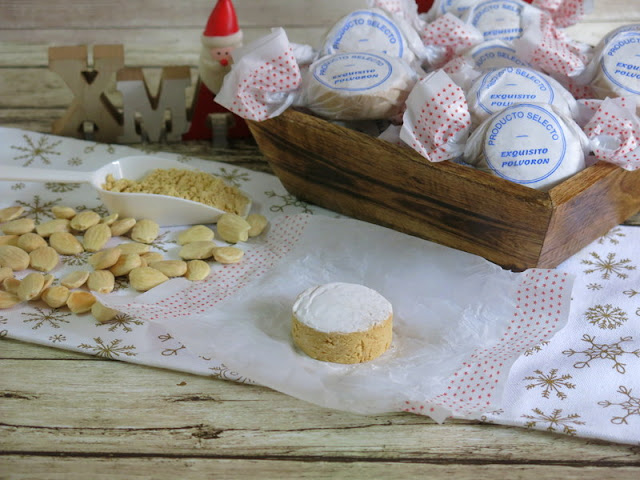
[1, 156, 251, 226]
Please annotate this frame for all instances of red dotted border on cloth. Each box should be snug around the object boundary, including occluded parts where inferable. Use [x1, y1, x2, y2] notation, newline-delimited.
[229, 47, 301, 122]
[584, 100, 640, 171]
[119, 215, 310, 321]
[408, 82, 471, 162]
[402, 269, 572, 418]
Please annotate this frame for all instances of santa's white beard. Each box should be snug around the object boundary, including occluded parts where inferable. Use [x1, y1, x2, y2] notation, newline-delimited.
[199, 46, 231, 94]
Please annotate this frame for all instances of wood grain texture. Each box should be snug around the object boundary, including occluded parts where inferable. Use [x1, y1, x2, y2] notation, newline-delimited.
[248, 109, 640, 270]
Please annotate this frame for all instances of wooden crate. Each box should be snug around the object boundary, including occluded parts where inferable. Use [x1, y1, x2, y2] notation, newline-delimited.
[247, 109, 640, 271]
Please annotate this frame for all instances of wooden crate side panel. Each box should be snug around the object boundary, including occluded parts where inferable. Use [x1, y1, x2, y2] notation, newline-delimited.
[249, 110, 554, 270]
[539, 164, 640, 268]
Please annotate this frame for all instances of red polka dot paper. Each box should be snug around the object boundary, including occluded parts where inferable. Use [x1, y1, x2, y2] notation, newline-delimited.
[583, 97, 640, 171]
[530, 0, 593, 28]
[403, 269, 573, 422]
[419, 13, 483, 68]
[516, 10, 590, 79]
[400, 69, 471, 162]
[215, 28, 302, 122]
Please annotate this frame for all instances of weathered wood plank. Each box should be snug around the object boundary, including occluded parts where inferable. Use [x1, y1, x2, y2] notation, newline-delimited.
[1, 358, 638, 461]
[0, 0, 636, 30]
[1, 456, 639, 480]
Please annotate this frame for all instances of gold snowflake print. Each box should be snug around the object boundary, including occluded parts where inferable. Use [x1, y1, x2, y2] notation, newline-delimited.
[22, 307, 72, 330]
[45, 182, 81, 193]
[67, 156, 83, 166]
[11, 134, 62, 166]
[215, 167, 250, 187]
[522, 408, 585, 436]
[11, 182, 25, 190]
[78, 337, 137, 359]
[524, 340, 550, 356]
[599, 385, 640, 425]
[524, 369, 575, 400]
[162, 344, 186, 356]
[83, 143, 116, 155]
[586, 283, 602, 291]
[61, 251, 92, 267]
[74, 203, 109, 217]
[49, 334, 67, 343]
[98, 313, 144, 333]
[584, 304, 628, 330]
[208, 363, 254, 384]
[147, 231, 173, 253]
[623, 289, 639, 298]
[265, 190, 313, 214]
[598, 227, 625, 245]
[563, 334, 640, 374]
[581, 252, 635, 280]
[16, 195, 62, 222]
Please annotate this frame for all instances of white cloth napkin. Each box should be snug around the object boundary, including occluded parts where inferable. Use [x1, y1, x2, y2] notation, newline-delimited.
[0, 127, 638, 445]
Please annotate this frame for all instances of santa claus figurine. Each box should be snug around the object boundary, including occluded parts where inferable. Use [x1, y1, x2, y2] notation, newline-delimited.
[183, 0, 249, 141]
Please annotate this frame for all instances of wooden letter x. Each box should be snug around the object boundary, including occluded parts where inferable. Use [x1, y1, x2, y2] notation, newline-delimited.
[49, 45, 124, 142]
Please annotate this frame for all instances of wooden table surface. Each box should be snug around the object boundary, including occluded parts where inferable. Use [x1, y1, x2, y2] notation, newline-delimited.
[1, 1, 640, 478]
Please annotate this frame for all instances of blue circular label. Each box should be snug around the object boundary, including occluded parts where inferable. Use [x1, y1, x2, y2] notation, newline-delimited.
[601, 31, 640, 95]
[325, 10, 404, 58]
[440, 0, 477, 16]
[476, 67, 555, 115]
[312, 53, 393, 92]
[469, 0, 524, 42]
[471, 44, 531, 70]
[483, 104, 567, 184]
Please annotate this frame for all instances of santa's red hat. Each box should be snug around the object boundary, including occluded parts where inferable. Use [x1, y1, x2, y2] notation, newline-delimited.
[202, 0, 243, 47]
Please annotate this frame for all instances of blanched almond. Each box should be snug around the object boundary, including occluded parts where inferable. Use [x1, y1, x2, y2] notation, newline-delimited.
[91, 301, 120, 323]
[109, 217, 136, 236]
[185, 260, 210, 281]
[41, 285, 70, 308]
[0, 235, 19, 246]
[69, 210, 100, 231]
[83, 223, 111, 252]
[130, 219, 159, 244]
[36, 274, 55, 300]
[109, 253, 142, 277]
[3, 277, 20, 294]
[49, 231, 84, 255]
[117, 242, 150, 255]
[17, 272, 45, 302]
[0, 290, 20, 309]
[177, 225, 214, 245]
[148, 260, 187, 277]
[216, 214, 250, 243]
[101, 213, 119, 225]
[1, 217, 35, 235]
[246, 214, 268, 237]
[29, 246, 59, 272]
[36, 219, 70, 237]
[66, 291, 96, 314]
[0, 267, 13, 283]
[51, 206, 76, 220]
[0, 245, 30, 271]
[17, 232, 48, 252]
[129, 266, 168, 292]
[87, 270, 115, 294]
[60, 270, 90, 289]
[178, 241, 216, 260]
[88, 247, 121, 270]
[214, 246, 244, 264]
[0, 206, 24, 223]
[140, 251, 164, 263]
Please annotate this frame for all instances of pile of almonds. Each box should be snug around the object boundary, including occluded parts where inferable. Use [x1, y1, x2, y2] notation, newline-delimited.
[0, 204, 268, 323]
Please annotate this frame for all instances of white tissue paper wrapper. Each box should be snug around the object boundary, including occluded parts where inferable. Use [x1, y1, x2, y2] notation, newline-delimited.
[99, 214, 574, 423]
[400, 69, 472, 161]
[216, 28, 301, 122]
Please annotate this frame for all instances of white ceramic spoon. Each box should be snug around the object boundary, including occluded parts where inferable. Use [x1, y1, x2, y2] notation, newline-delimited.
[1, 156, 251, 226]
